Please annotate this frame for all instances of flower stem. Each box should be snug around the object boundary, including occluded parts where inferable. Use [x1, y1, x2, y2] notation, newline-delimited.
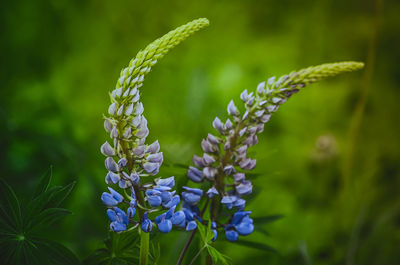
[139, 228, 150, 265]
[176, 198, 210, 265]
[176, 229, 197, 265]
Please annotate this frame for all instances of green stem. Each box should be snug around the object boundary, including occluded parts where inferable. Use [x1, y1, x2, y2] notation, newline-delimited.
[139, 229, 150, 265]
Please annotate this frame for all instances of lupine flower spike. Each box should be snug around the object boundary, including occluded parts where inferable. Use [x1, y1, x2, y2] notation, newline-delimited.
[100, 18, 210, 233]
[184, 61, 364, 241]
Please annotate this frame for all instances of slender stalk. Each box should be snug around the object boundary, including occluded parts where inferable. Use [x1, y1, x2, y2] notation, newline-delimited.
[139, 229, 150, 265]
[188, 246, 207, 265]
[176, 198, 210, 265]
[176, 229, 197, 265]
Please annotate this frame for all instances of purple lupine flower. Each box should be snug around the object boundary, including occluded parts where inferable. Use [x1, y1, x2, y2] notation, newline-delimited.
[182, 187, 203, 205]
[141, 212, 153, 233]
[101, 187, 123, 206]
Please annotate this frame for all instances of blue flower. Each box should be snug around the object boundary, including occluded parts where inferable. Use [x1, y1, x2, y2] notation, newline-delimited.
[232, 211, 254, 236]
[225, 225, 239, 242]
[155, 207, 175, 233]
[211, 221, 217, 241]
[187, 166, 204, 183]
[223, 211, 254, 241]
[235, 180, 253, 196]
[171, 210, 186, 228]
[163, 194, 180, 208]
[206, 187, 219, 198]
[101, 187, 124, 206]
[145, 189, 162, 207]
[155, 176, 175, 188]
[141, 212, 153, 233]
[107, 207, 129, 232]
[182, 186, 203, 205]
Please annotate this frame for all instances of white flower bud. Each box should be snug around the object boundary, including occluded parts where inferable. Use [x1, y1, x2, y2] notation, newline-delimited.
[227, 100, 239, 116]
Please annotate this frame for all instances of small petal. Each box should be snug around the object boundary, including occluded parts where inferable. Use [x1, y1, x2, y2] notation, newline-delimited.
[101, 141, 115, 156]
[105, 157, 119, 172]
[171, 211, 186, 226]
[188, 166, 204, 183]
[147, 140, 160, 153]
[186, 220, 197, 231]
[123, 127, 132, 139]
[147, 152, 163, 163]
[225, 229, 239, 242]
[117, 104, 124, 116]
[225, 119, 233, 130]
[203, 167, 218, 180]
[156, 176, 175, 188]
[127, 207, 136, 218]
[108, 102, 117, 115]
[133, 145, 146, 157]
[104, 119, 113, 132]
[240, 89, 248, 102]
[257, 81, 265, 95]
[223, 165, 235, 175]
[125, 103, 134, 115]
[203, 153, 215, 165]
[212, 117, 224, 134]
[206, 187, 219, 198]
[143, 162, 160, 174]
[134, 102, 144, 116]
[207, 133, 221, 145]
[227, 100, 239, 116]
[110, 221, 126, 232]
[110, 126, 119, 139]
[101, 193, 118, 206]
[233, 173, 245, 182]
[163, 195, 180, 208]
[118, 157, 127, 168]
[147, 195, 162, 207]
[193, 155, 206, 168]
[158, 219, 172, 233]
[108, 187, 124, 202]
[260, 114, 271, 123]
[236, 180, 253, 195]
[201, 139, 217, 153]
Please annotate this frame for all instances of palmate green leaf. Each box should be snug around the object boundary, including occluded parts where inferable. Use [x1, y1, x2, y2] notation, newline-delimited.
[196, 222, 231, 265]
[33, 166, 53, 198]
[26, 208, 71, 232]
[0, 174, 79, 265]
[84, 230, 140, 265]
[24, 181, 76, 223]
[0, 178, 22, 232]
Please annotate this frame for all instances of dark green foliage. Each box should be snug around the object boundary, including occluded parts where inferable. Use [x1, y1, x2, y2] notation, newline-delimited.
[84, 230, 162, 265]
[0, 170, 80, 265]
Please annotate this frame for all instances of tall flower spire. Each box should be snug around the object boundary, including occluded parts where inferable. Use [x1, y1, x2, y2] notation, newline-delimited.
[100, 18, 210, 233]
[183, 62, 364, 241]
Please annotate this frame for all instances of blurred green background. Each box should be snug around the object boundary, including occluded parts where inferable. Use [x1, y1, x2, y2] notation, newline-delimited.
[1, 0, 399, 264]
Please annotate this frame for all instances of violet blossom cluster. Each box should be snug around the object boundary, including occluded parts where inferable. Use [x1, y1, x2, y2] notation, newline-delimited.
[184, 74, 307, 241]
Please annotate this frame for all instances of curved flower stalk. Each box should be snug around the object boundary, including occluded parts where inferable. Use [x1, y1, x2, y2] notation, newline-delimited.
[183, 62, 364, 242]
[99, 18, 209, 264]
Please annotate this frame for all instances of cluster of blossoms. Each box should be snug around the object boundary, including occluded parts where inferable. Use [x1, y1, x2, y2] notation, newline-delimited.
[185, 61, 364, 241]
[100, 18, 210, 234]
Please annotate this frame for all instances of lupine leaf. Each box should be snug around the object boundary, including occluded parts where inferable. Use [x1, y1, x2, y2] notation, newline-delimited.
[34, 238, 82, 265]
[84, 230, 140, 265]
[234, 239, 277, 253]
[0, 178, 22, 232]
[33, 166, 53, 198]
[26, 208, 71, 232]
[0, 175, 79, 265]
[45, 181, 76, 208]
